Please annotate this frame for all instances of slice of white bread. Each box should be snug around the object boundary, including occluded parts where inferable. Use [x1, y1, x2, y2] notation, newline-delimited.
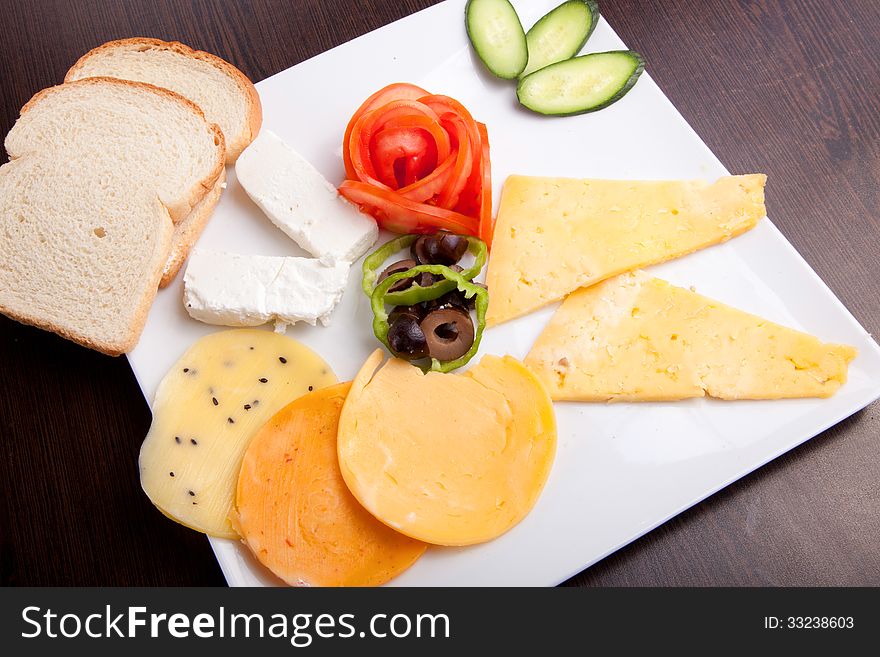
[159, 169, 225, 288]
[66, 37, 261, 163]
[0, 77, 225, 354]
[67, 38, 261, 285]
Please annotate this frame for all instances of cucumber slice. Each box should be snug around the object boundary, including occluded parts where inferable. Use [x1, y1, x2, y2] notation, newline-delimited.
[465, 0, 528, 79]
[517, 50, 645, 116]
[521, 1, 600, 78]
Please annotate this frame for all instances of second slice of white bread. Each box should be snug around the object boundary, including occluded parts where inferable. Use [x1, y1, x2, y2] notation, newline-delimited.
[0, 77, 225, 354]
[159, 169, 225, 288]
[66, 38, 261, 163]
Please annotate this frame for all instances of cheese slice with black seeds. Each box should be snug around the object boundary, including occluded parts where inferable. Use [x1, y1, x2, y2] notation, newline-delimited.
[524, 271, 856, 401]
[139, 329, 336, 537]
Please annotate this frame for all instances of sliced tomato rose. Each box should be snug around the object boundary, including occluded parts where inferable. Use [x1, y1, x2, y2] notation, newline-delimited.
[340, 83, 494, 246]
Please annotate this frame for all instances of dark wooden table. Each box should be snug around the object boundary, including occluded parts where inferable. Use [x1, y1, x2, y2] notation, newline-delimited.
[1, 0, 878, 586]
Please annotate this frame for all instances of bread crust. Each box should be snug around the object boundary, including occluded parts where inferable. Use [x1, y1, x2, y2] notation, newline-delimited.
[2, 77, 224, 354]
[159, 169, 226, 288]
[66, 37, 262, 163]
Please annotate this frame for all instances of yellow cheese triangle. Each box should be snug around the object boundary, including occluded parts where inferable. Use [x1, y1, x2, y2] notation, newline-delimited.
[524, 271, 857, 401]
[486, 174, 767, 325]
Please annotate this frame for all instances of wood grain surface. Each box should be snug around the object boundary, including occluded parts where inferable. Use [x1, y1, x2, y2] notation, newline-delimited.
[1, 0, 877, 586]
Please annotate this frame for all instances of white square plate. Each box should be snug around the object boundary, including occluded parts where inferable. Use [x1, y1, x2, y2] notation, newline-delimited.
[129, 0, 880, 586]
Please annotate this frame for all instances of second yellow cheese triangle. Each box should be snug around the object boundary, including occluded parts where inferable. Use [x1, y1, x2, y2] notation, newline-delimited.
[485, 174, 767, 325]
[524, 271, 856, 402]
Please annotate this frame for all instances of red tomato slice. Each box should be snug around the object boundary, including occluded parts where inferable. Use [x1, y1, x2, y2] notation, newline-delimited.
[349, 101, 442, 188]
[477, 122, 494, 247]
[343, 83, 429, 179]
[396, 152, 457, 203]
[436, 114, 473, 210]
[369, 113, 454, 190]
[394, 115, 473, 208]
[374, 114, 451, 165]
[339, 180, 479, 235]
[452, 125, 483, 218]
[371, 127, 433, 188]
[419, 95, 477, 127]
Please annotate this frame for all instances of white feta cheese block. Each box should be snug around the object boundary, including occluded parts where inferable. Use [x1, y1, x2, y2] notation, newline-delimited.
[235, 130, 378, 263]
[183, 249, 350, 329]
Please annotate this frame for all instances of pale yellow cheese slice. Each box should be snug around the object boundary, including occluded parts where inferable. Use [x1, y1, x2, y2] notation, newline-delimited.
[486, 174, 767, 325]
[337, 351, 557, 546]
[139, 329, 336, 537]
[524, 271, 856, 401]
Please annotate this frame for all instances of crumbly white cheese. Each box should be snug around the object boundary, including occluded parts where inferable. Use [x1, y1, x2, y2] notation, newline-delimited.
[236, 130, 378, 264]
[183, 249, 350, 329]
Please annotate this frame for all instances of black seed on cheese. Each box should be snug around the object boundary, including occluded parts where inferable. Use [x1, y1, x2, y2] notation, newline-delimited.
[191, 438, 198, 445]
[174, 436, 181, 444]
[227, 417, 235, 424]
[308, 385, 314, 391]
[279, 356, 287, 364]
[183, 368, 189, 373]
[212, 397, 219, 406]
[244, 404, 251, 410]
[169, 472, 175, 477]
[249, 346, 254, 350]
[188, 490, 195, 496]
[259, 378, 268, 383]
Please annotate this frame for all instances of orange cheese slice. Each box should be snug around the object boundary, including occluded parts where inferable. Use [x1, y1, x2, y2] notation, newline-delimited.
[337, 351, 557, 546]
[486, 174, 767, 325]
[525, 271, 857, 401]
[235, 382, 425, 586]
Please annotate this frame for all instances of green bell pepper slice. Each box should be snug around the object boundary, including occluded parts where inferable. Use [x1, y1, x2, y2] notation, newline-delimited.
[371, 264, 489, 373]
[361, 234, 417, 297]
[362, 234, 488, 306]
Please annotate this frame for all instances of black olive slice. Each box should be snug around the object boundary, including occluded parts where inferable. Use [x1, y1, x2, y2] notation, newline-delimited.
[377, 259, 418, 292]
[422, 289, 468, 313]
[411, 234, 469, 266]
[420, 307, 475, 361]
[388, 305, 424, 325]
[411, 235, 437, 264]
[415, 271, 440, 288]
[437, 234, 468, 263]
[387, 314, 429, 360]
